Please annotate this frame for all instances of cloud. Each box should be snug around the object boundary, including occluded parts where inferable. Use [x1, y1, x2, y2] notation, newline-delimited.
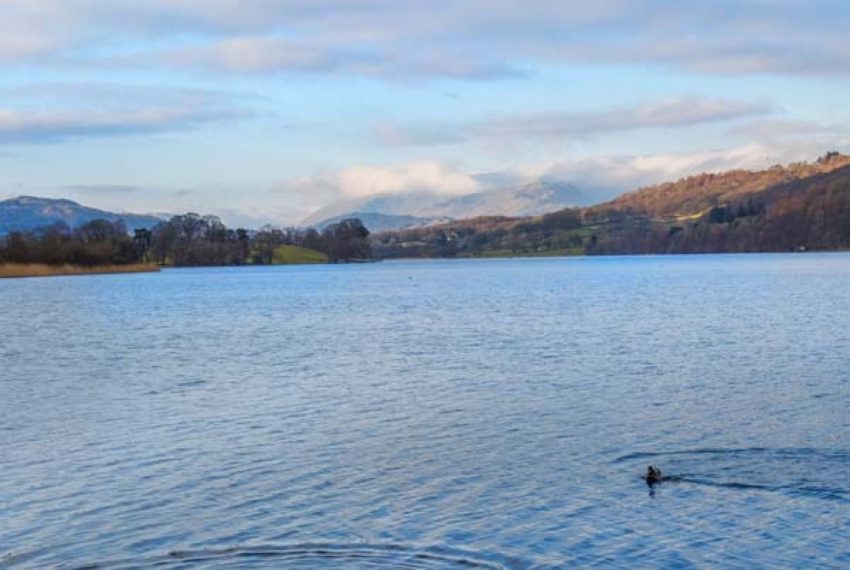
[0, 32, 62, 60]
[0, 2, 78, 61]
[531, 142, 846, 195]
[373, 123, 467, 147]
[0, 106, 237, 144]
[283, 161, 481, 204]
[8, 82, 245, 106]
[0, 83, 244, 144]
[626, 37, 850, 78]
[162, 36, 525, 81]
[480, 97, 770, 137]
[729, 119, 850, 141]
[376, 97, 771, 146]
[338, 162, 480, 198]
[62, 184, 142, 194]
[167, 37, 342, 73]
[5, 1, 850, 80]
[208, 206, 306, 229]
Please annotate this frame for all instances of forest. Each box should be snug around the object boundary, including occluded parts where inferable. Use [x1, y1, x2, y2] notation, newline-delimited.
[0, 214, 371, 268]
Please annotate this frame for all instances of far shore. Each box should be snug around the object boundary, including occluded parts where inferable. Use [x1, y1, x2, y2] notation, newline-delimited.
[0, 263, 161, 279]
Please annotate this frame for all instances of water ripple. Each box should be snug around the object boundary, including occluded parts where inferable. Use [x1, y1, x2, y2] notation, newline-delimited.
[615, 447, 850, 501]
[73, 543, 526, 570]
[3, 257, 850, 569]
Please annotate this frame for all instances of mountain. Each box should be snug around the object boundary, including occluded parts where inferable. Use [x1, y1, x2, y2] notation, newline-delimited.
[371, 153, 850, 257]
[0, 196, 164, 235]
[302, 179, 601, 230]
[312, 212, 449, 233]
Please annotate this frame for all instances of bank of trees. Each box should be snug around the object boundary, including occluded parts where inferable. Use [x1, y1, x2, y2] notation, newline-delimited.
[0, 214, 371, 267]
[0, 220, 142, 266]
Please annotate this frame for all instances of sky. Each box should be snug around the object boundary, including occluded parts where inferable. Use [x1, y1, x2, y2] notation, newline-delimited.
[1, 0, 849, 226]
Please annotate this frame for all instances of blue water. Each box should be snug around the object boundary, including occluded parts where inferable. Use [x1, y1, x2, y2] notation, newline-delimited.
[1, 255, 849, 568]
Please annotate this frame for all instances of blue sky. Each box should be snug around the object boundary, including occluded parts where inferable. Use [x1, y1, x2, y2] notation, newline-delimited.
[1, 0, 849, 226]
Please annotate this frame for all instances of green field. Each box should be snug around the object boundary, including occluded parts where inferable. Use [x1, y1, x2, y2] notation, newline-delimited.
[271, 245, 329, 264]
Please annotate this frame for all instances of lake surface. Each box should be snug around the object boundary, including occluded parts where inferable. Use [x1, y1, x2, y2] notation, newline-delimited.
[2, 254, 849, 568]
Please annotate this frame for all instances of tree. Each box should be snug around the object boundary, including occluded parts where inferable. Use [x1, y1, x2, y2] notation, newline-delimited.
[302, 228, 323, 252]
[321, 218, 371, 262]
[133, 229, 153, 263]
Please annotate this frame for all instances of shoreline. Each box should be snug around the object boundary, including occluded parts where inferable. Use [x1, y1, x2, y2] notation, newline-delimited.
[4, 249, 841, 278]
[0, 263, 161, 279]
[376, 248, 850, 262]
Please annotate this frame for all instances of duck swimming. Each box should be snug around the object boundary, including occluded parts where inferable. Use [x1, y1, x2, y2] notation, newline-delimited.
[644, 465, 663, 486]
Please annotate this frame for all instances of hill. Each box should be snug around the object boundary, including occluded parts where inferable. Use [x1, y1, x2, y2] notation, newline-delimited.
[302, 179, 600, 230]
[311, 212, 448, 233]
[0, 196, 164, 235]
[371, 153, 850, 258]
[604, 151, 850, 218]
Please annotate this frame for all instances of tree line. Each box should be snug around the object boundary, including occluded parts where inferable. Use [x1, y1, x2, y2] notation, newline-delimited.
[0, 214, 371, 267]
[371, 209, 586, 258]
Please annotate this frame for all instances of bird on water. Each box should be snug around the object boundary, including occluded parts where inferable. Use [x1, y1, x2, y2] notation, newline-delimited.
[645, 465, 663, 486]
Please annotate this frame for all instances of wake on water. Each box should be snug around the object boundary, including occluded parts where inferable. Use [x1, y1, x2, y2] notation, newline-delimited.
[617, 447, 850, 501]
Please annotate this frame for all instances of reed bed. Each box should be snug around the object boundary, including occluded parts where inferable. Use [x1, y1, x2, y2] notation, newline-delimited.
[0, 263, 160, 278]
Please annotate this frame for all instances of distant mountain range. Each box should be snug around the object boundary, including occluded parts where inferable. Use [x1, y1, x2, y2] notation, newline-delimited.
[372, 152, 850, 257]
[2, 178, 599, 237]
[0, 196, 164, 235]
[302, 179, 603, 231]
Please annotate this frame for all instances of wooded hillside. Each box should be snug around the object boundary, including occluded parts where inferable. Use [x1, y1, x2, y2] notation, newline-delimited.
[372, 153, 850, 257]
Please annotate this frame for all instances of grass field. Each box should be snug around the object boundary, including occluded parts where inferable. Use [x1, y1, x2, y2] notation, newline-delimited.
[271, 245, 329, 264]
[0, 263, 160, 279]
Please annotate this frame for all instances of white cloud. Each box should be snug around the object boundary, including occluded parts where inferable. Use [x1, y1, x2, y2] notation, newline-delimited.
[337, 162, 480, 198]
[284, 160, 481, 204]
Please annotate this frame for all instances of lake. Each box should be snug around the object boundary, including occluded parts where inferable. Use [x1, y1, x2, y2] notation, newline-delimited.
[1, 254, 849, 568]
